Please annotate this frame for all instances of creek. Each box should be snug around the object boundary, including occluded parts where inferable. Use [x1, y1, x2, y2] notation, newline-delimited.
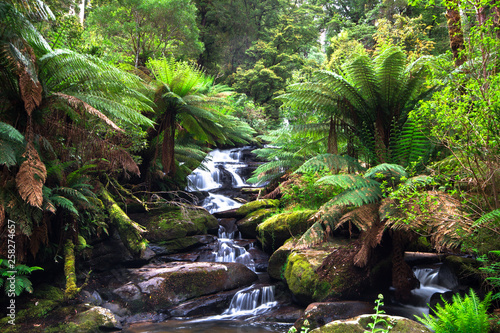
[122, 147, 456, 333]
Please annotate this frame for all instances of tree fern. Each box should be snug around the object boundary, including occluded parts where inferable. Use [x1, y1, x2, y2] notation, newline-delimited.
[473, 209, 500, 228]
[364, 163, 408, 182]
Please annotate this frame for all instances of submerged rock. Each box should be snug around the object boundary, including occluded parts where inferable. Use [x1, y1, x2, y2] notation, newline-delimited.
[309, 314, 432, 332]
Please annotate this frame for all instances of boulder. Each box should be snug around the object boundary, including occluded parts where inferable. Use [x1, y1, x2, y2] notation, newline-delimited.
[112, 262, 258, 312]
[293, 302, 374, 331]
[309, 314, 432, 333]
[140, 207, 219, 242]
[237, 208, 276, 239]
[283, 240, 370, 305]
[235, 199, 280, 217]
[257, 210, 316, 253]
[268, 239, 296, 280]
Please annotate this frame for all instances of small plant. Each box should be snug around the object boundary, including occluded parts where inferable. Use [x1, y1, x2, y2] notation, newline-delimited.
[365, 294, 393, 333]
[0, 259, 43, 296]
[288, 319, 311, 333]
[415, 289, 491, 333]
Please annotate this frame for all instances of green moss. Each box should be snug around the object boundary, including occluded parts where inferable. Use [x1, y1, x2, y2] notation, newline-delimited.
[33, 284, 65, 301]
[146, 207, 218, 242]
[236, 199, 280, 216]
[237, 208, 276, 238]
[257, 210, 316, 252]
[64, 239, 78, 299]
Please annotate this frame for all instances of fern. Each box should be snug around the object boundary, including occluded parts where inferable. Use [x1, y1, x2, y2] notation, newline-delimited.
[296, 154, 365, 174]
[391, 119, 430, 167]
[473, 209, 500, 228]
[325, 186, 383, 207]
[415, 289, 491, 333]
[0, 259, 43, 296]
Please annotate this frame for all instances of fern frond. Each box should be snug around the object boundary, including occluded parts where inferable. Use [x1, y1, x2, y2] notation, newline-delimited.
[324, 186, 382, 207]
[296, 154, 365, 174]
[16, 145, 46, 208]
[316, 174, 380, 190]
[51, 195, 79, 216]
[364, 163, 408, 181]
[473, 209, 500, 227]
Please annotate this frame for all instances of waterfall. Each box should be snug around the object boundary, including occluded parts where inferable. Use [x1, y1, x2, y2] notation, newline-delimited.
[186, 147, 255, 213]
[223, 285, 277, 316]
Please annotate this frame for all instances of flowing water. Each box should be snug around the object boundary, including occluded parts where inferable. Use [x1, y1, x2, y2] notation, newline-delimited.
[123, 147, 284, 333]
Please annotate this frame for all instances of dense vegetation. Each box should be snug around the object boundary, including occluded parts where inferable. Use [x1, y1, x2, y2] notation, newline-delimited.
[0, 0, 499, 330]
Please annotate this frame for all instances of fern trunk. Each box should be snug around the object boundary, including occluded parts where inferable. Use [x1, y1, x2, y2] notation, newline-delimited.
[161, 109, 176, 177]
[327, 116, 338, 155]
[99, 187, 148, 257]
[446, 5, 466, 67]
[64, 239, 79, 299]
[391, 230, 419, 301]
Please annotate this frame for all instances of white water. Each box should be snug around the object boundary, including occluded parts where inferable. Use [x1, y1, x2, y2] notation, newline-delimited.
[395, 265, 452, 318]
[187, 148, 256, 213]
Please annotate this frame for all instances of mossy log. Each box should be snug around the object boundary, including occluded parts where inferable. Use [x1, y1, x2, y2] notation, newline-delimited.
[99, 187, 148, 257]
[64, 239, 80, 299]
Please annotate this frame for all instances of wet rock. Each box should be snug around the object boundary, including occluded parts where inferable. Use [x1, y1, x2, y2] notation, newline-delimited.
[248, 244, 270, 272]
[237, 208, 276, 239]
[293, 301, 374, 330]
[90, 229, 134, 271]
[257, 304, 305, 323]
[72, 306, 122, 331]
[257, 210, 316, 253]
[123, 312, 169, 325]
[168, 289, 239, 317]
[309, 314, 432, 332]
[102, 301, 131, 317]
[112, 262, 258, 312]
[79, 290, 103, 306]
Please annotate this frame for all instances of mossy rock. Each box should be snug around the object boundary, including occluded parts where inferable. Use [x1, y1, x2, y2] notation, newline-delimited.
[45, 305, 121, 333]
[235, 199, 280, 217]
[283, 240, 370, 305]
[237, 208, 277, 239]
[144, 207, 218, 242]
[443, 255, 482, 288]
[309, 314, 432, 333]
[257, 210, 316, 253]
[268, 239, 297, 280]
[33, 284, 65, 302]
[158, 236, 207, 254]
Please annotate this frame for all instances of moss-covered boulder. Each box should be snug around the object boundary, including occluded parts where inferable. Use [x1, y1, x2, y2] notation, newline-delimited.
[257, 210, 316, 253]
[268, 239, 297, 280]
[237, 208, 276, 239]
[309, 314, 432, 333]
[235, 199, 280, 217]
[283, 240, 370, 305]
[143, 207, 218, 242]
[113, 261, 258, 312]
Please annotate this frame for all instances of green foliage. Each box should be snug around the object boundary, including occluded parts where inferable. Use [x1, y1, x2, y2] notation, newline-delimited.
[0, 259, 43, 296]
[281, 173, 342, 210]
[415, 289, 492, 333]
[478, 251, 500, 303]
[365, 294, 393, 333]
[288, 319, 311, 333]
[295, 154, 365, 174]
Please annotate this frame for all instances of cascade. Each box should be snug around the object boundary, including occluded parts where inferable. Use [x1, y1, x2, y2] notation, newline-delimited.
[223, 285, 278, 316]
[186, 147, 255, 213]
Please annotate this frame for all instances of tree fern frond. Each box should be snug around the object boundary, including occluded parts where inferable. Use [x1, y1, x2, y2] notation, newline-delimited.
[316, 174, 380, 190]
[364, 163, 408, 181]
[296, 154, 365, 174]
[473, 209, 500, 227]
[391, 119, 430, 167]
[0, 122, 25, 143]
[50, 195, 79, 216]
[325, 186, 382, 207]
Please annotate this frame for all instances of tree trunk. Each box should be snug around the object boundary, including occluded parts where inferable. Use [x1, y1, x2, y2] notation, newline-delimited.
[99, 187, 147, 257]
[391, 230, 419, 301]
[327, 116, 338, 155]
[446, 4, 466, 67]
[161, 109, 176, 177]
[64, 239, 79, 299]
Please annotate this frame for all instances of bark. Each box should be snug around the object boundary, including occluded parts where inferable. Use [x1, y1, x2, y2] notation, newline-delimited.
[161, 109, 176, 177]
[446, 6, 466, 67]
[391, 231, 419, 301]
[99, 187, 147, 257]
[327, 116, 338, 155]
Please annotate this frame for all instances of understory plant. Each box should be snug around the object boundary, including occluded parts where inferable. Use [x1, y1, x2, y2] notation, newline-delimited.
[365, 294, 393, 333]
[415, 289, 491, 333]
[0, 259, 43, 296]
